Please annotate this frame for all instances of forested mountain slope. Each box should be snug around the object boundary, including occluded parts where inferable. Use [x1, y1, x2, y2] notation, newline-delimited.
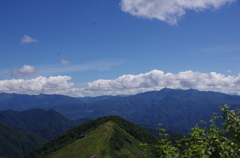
[0, 108, 90, 140]
[0, 122, 47, 158]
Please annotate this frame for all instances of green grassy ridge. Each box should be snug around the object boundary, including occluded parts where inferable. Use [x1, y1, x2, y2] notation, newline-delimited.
[0, 122, 47, 158]
[48, 121, 114, 158]
[108, 122, 154, 158]
[28, 121, 152, 158]
[23, 115, 158, 158]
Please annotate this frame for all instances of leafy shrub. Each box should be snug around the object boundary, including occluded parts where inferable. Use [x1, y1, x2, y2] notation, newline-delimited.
[143, 105, 240, 158]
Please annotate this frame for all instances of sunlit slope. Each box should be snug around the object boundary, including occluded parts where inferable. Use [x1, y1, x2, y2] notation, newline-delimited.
[49, 121, 114, 158]
[24, 116, 157, 158]
[49, 121, 149, 158]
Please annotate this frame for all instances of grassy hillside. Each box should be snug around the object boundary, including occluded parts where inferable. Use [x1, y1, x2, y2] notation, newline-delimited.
[49, 121, 151, 158]
[24, 115, 158, 158]
[0, 122, 47, 158]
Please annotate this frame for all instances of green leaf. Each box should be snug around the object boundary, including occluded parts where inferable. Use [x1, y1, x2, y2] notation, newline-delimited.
[218, 129, 225, 133]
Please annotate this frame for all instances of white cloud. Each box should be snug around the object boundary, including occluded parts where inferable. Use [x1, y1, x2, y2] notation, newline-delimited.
[61, 59, 70, 65]
[84, 70, 240, 95]
[0, 76, 88, 97]
[120, 0, 236, 25]
[2, 70, 240, 97]
[11, 65, 37, 77]
[21, 35, 38, 44]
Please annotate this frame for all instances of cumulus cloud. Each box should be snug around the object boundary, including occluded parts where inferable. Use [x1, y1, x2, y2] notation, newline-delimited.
[11, 65, 37, 77]
[84, 70, 240, 95]
[120, 0, 236, 25]
[0, 76, 88, 97]
[2, 70, 240, 97]
[61, 59, 70, 65]
[21, 35, 38, 44]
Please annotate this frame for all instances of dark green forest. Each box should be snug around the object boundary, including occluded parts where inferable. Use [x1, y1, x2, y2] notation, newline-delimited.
[0, 122, 47, 158]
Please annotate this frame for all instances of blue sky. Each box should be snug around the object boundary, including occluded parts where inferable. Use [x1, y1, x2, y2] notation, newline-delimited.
[1, 0, 240, 97]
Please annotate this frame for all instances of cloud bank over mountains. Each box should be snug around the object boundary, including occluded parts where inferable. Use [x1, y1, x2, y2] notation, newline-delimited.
[85, 70, 240, 95]
[1, 70, 240, 97]
[0, 76, 76, 96]
[120, 0, 236, 25]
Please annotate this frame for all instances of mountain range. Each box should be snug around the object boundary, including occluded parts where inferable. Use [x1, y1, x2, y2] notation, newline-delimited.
[1, 88, 240, 133]
[1, 88, 240, 157]
[0, 93, 83, 111]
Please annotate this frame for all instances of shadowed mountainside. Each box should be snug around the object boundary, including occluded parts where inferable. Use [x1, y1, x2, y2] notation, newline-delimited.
[0, 122, 47, 158]
[0, 108, 90, 140]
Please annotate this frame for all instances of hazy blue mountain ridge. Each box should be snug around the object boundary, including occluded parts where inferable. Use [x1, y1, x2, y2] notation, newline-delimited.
[128, 89, 240, 130]
[1, 89, 240, 134]
[0, 93, 83, 111]
[77, 95, 121, 103]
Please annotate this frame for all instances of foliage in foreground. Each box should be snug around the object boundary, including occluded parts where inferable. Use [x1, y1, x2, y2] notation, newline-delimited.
[143, 105, 240, 158]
